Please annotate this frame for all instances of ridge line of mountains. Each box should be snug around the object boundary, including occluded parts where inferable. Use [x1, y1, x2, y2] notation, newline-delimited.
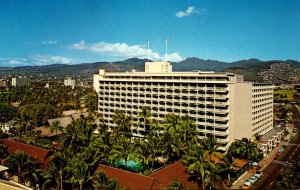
[1, 57, 300, 81]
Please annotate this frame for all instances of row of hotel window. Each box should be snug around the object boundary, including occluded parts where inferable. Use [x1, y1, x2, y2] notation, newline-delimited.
[253, 106, 273, 115]
[102, 76, 231, 81]
[99, 81, 228, 87]
[99, 107, 228, 117]
[252, 115, 273, 126]
[252, 120, 273, 132]
[252, 101, 273, 109]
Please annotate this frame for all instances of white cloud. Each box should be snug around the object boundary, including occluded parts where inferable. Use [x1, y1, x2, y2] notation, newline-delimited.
[163, 53, 183, 62]
[176, 6, 201, 18]
[31, 55, 74, 65]
[70, 40, 183, 62]
[9, 59, 24, 65]
[0, 58, 27, 66]
[42, 40, 58, 45]
[70, 40, 86, 50]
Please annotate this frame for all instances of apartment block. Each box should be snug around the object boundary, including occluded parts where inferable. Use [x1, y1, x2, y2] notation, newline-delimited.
[93, 61, 273, 151]
[64, 77, 76, 87]
[11, 76, 31, 87]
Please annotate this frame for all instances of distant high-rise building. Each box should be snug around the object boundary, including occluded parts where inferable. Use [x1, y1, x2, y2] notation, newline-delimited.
[93, 61, 273, 151]
[11, 76, 31, 87]
[64, 77, 76, 87]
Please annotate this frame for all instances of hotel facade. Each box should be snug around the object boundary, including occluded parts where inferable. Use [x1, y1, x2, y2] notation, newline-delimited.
[93, 61, 273, 151]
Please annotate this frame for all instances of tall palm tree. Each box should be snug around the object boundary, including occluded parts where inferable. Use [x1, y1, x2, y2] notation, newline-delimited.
[50, 120, 63, 139]
[67, 159, 92, 190]
[48, 151, 69, 190]
[42, 163, 61, 190]
[138, 106, 151, 131]
[109, 135, 143, 171]
[202, 135, 219, 162]
[182, 143, 209, 190]
[60, 119, 86, 150]
[6, 151, 39, 184]
[112, 110, 132, 138]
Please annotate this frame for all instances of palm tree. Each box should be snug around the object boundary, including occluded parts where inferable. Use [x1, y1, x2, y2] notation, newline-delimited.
[50, 120, 63, 139]
[206, 161, 223, 189]
[112, 110, 132, 138]
[67, 159, 93, 190]
[253, 133, 262, 143]
[241, 138, 262, 161]
[182, 143, 209, 190]
[93, 170, 123, 190]
[42, 163, 61, 190]
[202, 135, 219, 162]
[6, 151, 40, 184]
[47, 151, 69, 190]
[60, 119, 86, 150]
[138, 106, 151, 131]
[143, 132, 162, 169]
[160, 131, 181, 165]
[109, 135, 143, 171]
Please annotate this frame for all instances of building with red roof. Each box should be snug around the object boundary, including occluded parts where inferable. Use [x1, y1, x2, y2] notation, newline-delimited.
[96, 161, 199, 190]
[1, 138, 50, 166]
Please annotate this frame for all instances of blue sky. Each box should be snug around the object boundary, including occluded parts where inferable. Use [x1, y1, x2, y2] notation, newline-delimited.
[1, 0, 300, 66]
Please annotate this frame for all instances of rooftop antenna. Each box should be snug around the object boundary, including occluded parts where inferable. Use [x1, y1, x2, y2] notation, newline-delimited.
[147, 39, 150, 62]
[165, 37, 168, 61]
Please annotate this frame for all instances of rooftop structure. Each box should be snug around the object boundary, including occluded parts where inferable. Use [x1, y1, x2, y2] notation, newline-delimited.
[93, 61, 274, 151]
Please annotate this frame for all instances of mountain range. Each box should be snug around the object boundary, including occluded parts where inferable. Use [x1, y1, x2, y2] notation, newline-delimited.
[1, 57, 300, 81]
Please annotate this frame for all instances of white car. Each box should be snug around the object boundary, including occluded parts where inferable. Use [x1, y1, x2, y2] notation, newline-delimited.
[242, 181, 252, 189]
[249, 161, 258, 167]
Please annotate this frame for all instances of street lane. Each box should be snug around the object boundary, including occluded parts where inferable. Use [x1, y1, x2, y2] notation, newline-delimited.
[254, 105, 300, 189]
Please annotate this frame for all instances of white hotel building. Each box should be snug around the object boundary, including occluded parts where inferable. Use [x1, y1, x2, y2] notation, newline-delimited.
[93, 61, 273, 151]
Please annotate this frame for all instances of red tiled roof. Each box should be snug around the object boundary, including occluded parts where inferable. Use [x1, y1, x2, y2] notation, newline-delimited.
[96, 164, 158, 190]
[149, 162, 199, 189]
[1, 139, 50, 165]
[96, 162, 199, 190]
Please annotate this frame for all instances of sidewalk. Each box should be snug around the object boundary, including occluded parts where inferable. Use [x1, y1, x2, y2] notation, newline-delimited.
[230, 126, 293, 189]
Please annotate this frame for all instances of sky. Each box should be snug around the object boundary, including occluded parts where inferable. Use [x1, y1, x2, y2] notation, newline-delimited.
[1, 0, 300, 67]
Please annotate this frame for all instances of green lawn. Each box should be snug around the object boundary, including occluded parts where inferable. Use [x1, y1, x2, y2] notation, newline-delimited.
[274, 89, 298, 101]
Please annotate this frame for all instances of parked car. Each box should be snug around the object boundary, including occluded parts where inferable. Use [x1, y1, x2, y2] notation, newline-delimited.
[248, 176, 258, 184]
[278, 147, 285, 152]
[283, 142, 289, 148]
[242, 182, 252, 190]
[249, 161, 258, 167]
[254, 171, 263, 179]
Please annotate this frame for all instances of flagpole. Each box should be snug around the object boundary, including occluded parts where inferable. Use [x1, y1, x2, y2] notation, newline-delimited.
[165, 37, 168, 61]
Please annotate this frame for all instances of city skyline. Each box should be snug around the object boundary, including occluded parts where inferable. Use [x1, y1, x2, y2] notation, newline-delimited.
[1, 0, 300, 66]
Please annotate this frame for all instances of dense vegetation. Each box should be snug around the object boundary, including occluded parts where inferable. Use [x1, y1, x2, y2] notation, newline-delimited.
[0, 107, 262, 190]
[0, 86, 97, 125]
[276, 156, 300, 189]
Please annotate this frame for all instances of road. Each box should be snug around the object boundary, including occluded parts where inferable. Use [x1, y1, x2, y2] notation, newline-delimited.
[254, 105, 300, 189]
